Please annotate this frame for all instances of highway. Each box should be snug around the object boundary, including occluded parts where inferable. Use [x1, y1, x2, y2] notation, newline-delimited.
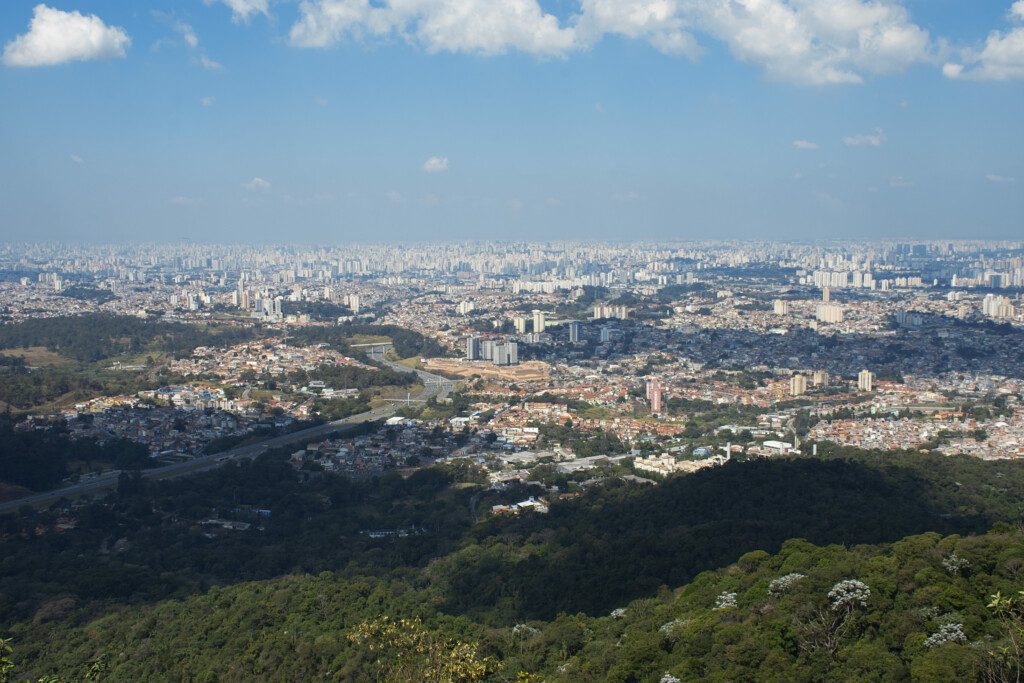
[0, 357, 455, 513]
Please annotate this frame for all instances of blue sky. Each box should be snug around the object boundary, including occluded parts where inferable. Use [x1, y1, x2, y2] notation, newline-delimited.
[0, 0, 1021, 243]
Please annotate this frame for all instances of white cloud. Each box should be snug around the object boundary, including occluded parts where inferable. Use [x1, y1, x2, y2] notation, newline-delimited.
[687, 0, 933, 85]
[243, 177, 271, 192]
[422, 156, 449, 173]
[69, 154, 84, 164]
[575, 0, 700, 58]
[286, 0, 934, 84]
[174, 20, 199, 49]
[201, 96, 216, 107]
[842, 128, 885, 147]
[944, 29, 1024, 81]
[386, 189, 405, 203]
[889, 175, 913, 188]
[943, 4, 1024, 81]
[206, 0, 270, 24]
[155, 13, 223, 71]
[941, 62, 963, 78]
[612, 190, 644, 202]
[3, 4, 131, 67]
[290, 0, 576, 55]
[986, 174, 1016, 183]
[197, 55, 223, 71]
[792, 139, 819, 150]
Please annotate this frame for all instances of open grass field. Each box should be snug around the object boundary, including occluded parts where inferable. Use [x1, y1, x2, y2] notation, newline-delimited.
[0, 346, 73, 366]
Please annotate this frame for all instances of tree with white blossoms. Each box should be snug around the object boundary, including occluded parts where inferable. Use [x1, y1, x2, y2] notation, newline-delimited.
[660, 673, 681, 683]
[942, 553, 970, 575]
[659, 618, 689, 636]
[924, 623, 967, 648]
[714, 591, 738, 610]
[610, 608, 626, 618]
[828, 579, 871, 614]
[768, 572, 806, 596]
[511, 624, 539, 638]
[799, 580, 872, 656]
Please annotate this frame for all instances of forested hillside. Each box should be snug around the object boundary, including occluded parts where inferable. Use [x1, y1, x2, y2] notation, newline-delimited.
[0, 448, 1022, 680]
[0, 314, 257, 363]
[3, 527, 1022, 681]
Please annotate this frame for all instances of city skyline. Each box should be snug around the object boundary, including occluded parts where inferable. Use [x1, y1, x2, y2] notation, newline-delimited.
[1, 1, 1022, 243]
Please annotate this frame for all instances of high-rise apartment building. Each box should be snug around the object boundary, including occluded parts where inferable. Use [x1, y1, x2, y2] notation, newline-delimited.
[466, 336, 480, 361]
[532, 309, 546, 334]
[646, 379, 663, 414]
[816, 303, 844, 324]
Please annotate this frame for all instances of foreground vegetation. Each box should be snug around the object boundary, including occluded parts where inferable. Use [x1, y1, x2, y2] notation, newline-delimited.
[3, 526, 1022, 681]
[0, 446, 1021, 680]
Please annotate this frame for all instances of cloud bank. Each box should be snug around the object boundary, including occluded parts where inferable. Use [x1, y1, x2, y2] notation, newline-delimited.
[3, 4, 130, 67]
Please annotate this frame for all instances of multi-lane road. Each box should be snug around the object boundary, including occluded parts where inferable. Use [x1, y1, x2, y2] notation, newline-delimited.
[0, 358, 455, 513]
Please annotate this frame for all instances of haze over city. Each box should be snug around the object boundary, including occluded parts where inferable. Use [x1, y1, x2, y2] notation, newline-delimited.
[1, 0, 1022, 242]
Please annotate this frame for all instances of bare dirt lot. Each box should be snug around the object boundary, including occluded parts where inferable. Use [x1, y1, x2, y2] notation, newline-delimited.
[423, 358, 550, 382]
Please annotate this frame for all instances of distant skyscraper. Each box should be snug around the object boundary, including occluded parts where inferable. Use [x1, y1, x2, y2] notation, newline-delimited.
[858, 369, 874, 392]
[822, 287, 831, 303]
[599, 326, 611, 343]
[348, 294, 361, 313]
[773, 299, 790, 316]
[466, 335, 480, 360]
[513, 315, 528, 334]
[812, 370, 829, 387]
[568, 321, 580, 343]
[493, 341, 518, 366]
[646, 379, 663, 414]
[532, 309, 546, 333]
[593, 304, 629, 320]
[816, 303, 844, 324]
[790, 374, 808, 397]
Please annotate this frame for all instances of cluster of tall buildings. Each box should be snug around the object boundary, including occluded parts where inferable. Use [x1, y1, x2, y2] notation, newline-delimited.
[789, 370, 830, 397]
[982, 294, 1018, 320]
[466, 336, 519, 366]
[593, 304, 630, 320]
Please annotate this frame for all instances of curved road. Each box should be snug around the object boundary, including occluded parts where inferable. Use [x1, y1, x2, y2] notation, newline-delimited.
[0, 359, 455, 513]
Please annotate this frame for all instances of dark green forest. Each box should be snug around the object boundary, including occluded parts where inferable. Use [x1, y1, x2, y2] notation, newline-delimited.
[0, 356, 183, 410]
[1, 447, 1023, 680]
[0, 418, 150, 492]
[3, 525, 1022, 681]
[0, 314, 254, 410]
[0, 314, 258, 363]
